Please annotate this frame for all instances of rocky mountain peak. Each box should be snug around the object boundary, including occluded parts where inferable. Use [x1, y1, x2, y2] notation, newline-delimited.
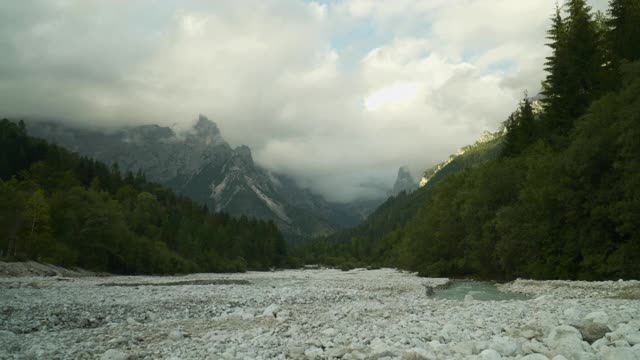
[234, 145, 252, 161]
[392, 166, 418, 195]
[189, 115, 226, 147]
[194, 114, 221, 135]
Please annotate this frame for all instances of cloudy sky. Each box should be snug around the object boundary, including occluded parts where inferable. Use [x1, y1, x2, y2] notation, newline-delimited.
[0, 0, 608, 201]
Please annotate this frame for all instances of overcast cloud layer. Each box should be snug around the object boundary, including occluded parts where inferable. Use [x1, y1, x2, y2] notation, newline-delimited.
[0, 0, 608, 201]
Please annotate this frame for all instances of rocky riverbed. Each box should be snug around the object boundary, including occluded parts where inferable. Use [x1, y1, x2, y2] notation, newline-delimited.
[1, 268, 639, 360]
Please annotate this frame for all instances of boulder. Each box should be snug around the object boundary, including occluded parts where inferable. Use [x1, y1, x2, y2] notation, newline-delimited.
[607, 324, 638, 342]
[625, 331, 640, 346]
[577, 311, 611, 343]
[544, 325, 592, 360]
[564, 308, 583, 327]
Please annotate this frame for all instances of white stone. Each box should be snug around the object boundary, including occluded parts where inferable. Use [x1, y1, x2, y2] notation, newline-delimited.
[584, 311, 608, 326]
[564, 308, 583, 326]
[479, 349, 503, 360]
[263, 304, 280, 318]
[321, 328, 337, 337]
[591, 337, 610, 352]
[578, 313, 610, 343]
[326, 347, 348, 358]
[304, 346, 324, 359]
[602, 347, 637, 360]
[370, 337, 395, 358]
[522, 354, 550, 360]
[614, 339, 631, 347]
[451, 341, 475, 355]
[544, 325, 592, 359]
[625, 331, 640, 346]
[440, 323, 459, 342]
[490, 336, 518, 356]
[277, 309, 290, 322]
[168, 330, 184, 341]
[522, 339, 550, 355]
[401, 348, 434, 360]
[100, 349, 129, 360]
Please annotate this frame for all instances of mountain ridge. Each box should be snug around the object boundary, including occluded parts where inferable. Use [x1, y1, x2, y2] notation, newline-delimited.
[26, 116, 383, 240]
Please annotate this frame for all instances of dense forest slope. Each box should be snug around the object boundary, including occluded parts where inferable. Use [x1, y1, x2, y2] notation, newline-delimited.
[300, 0, 640, 280]
[0, 120, 289, 274]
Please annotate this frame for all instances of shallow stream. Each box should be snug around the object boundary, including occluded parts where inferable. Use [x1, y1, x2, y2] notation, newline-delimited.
[433, 281, 531, 301]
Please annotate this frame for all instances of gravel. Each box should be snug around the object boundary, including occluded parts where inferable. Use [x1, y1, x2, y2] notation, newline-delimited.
[1, 268, 639, 359]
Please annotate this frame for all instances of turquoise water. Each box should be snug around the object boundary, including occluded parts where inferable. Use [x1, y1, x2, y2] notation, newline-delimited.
[432, 281, 531, 301]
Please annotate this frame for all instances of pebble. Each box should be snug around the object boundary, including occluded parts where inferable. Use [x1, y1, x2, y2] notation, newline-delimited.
[100, 349, 129, 360]
[0, 269, 638, 359]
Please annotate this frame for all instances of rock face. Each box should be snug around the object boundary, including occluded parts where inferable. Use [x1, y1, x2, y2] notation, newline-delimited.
[391, 166, 418, 196]
[26, 116, 381, 239]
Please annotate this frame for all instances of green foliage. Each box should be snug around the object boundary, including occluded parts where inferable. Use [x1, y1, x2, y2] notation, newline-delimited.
[0, 119, 288, 273]
[607, 0, 640, 63]
[503, 96, 536, 156]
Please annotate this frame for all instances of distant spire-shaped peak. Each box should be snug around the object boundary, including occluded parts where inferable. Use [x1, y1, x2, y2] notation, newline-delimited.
[392, 166, 418, 195]
[194, 114, 221, 135]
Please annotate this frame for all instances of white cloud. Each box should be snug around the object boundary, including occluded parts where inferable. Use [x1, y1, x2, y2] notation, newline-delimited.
[0, 0, 609, 201]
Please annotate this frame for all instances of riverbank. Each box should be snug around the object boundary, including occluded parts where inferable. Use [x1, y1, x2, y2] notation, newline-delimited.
[1, 268, 639, 359]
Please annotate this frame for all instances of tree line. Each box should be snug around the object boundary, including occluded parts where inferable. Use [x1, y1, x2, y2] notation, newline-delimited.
[297, 0, 640, 280]
[0, 119, 290, 274]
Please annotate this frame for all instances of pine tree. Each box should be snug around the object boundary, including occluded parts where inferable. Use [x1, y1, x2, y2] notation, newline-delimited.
[541, 4, 570, 121]
[564, 0, 604, 118]
[503, 95, 536, 156]
[607, 0, 640, 63]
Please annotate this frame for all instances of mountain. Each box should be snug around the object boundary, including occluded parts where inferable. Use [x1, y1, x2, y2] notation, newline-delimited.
[419, 128, 505, 189]
[26, 116, 378, 240]
[391, 166, 418, 196]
